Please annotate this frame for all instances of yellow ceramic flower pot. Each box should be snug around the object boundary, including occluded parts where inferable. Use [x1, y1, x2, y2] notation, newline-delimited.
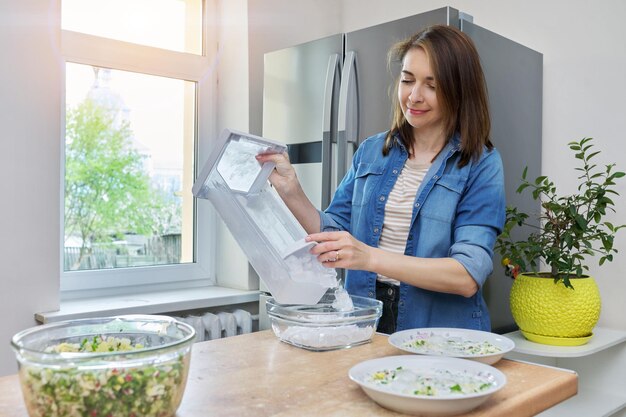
[509, 273, 601, 346]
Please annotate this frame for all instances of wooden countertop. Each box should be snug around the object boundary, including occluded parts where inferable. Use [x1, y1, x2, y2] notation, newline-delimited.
[0, 330, 577, 417]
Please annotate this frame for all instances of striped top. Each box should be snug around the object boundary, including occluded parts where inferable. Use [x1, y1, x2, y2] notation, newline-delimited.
[377, 159, 430, 286]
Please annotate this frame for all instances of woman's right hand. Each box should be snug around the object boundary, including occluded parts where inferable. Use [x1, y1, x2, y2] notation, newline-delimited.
[256, 150, 321, 234]
[255, 151, 298, 196]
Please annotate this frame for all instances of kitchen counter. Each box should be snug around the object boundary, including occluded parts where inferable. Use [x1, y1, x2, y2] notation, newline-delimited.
[0, 330, 577, 417]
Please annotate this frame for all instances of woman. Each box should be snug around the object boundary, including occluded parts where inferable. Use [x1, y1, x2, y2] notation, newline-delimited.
[256, 25, 505, 333]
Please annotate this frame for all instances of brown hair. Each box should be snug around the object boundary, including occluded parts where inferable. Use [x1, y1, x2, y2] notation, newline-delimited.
[384, 25, 492, 167]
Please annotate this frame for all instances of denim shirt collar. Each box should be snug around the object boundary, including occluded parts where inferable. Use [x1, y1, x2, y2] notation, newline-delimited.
[432, 132, 462, 167]
[391, 131, 461, 160]
[391, 131, 461, 186]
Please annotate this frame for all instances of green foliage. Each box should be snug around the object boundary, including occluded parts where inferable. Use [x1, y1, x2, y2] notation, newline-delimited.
[64, 98, 173, 269]
[495, 137, 625, 289]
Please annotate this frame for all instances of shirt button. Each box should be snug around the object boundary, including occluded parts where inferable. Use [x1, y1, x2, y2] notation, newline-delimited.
[414, 203, 420, 208]
[374, 228, 379, 233]
[392, 169, 398, 174]
[399, 301, 404, 307]
[379, 196, 385, 201]
[433, 175, 439, 180]
[368, 292, 374, 297]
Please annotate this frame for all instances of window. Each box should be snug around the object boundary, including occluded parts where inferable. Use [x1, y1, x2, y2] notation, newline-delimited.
[62, 0, 203, 54]
[61, 0, 216, 298]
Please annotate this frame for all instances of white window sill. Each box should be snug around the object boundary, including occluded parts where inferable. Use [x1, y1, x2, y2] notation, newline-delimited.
[36, 286, 260, 324]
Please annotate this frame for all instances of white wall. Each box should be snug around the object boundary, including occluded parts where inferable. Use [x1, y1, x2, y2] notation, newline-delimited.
[212, 0, 252, 290]
[0, 0, 61, 375]
[247, 0, 343, 136]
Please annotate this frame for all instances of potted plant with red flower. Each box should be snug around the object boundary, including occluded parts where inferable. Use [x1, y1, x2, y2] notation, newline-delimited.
[495, 137, 625, 345]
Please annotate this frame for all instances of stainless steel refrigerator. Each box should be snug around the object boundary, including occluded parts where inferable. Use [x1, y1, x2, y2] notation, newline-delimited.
[260, 6, 542, 334]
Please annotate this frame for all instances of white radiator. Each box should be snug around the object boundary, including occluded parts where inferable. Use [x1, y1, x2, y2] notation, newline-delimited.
[173, 309, 254, 342]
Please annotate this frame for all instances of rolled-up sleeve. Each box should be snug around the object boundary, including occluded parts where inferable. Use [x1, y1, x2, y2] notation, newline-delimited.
[450, 226, 499, 287]
[449, 150, 505, 287]
[319, 209, 342, 232]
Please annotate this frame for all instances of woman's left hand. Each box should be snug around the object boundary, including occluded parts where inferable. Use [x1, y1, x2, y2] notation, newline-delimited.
[306, 231, 373, 270]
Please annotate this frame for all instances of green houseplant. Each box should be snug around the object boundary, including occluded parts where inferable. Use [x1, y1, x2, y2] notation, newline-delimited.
[496, 137, 625, 345]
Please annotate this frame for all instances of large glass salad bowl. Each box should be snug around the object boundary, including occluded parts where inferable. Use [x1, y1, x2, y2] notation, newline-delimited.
[11, 314, 195, 417]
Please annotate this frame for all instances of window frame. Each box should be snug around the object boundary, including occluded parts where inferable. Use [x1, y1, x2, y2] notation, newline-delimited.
[60, 1, 218, 300]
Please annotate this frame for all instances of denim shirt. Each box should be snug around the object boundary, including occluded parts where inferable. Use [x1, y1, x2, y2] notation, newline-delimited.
[318, 131, 505, 331]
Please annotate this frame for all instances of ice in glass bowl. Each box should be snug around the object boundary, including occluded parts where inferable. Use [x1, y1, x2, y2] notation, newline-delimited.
[11, 314, 195, 417]
[266, 290, 382, 351]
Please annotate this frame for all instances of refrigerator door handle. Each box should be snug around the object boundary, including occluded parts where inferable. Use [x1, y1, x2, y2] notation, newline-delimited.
[337, 51, 359, 186]
[321, 53, 341, 209]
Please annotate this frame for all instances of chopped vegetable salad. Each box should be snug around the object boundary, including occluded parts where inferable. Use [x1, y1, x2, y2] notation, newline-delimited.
[19, 336, 189, 417]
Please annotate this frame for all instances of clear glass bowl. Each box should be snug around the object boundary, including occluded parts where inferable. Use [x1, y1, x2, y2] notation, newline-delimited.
[266, 291, 382, 351]
[11, 315, 195, 417]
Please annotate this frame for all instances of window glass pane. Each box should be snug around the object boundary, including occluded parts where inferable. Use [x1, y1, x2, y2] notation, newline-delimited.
[62, 0, 203, 55]
[64, 62, 195, 271]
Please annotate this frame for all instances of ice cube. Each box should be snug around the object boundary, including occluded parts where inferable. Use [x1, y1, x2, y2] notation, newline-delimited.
[332, 287, 354, 311]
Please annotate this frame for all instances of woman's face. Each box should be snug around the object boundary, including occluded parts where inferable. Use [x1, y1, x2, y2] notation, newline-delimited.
[398, 47, 443, 137]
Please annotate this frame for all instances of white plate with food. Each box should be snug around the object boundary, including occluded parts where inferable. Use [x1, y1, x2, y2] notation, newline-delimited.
[388, 328, 515, 365]
[349, 355, 506, 416]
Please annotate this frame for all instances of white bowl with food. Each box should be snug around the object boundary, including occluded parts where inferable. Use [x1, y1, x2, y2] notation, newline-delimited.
[349, 355, 506, 416]
[389, 328, 515, 365]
